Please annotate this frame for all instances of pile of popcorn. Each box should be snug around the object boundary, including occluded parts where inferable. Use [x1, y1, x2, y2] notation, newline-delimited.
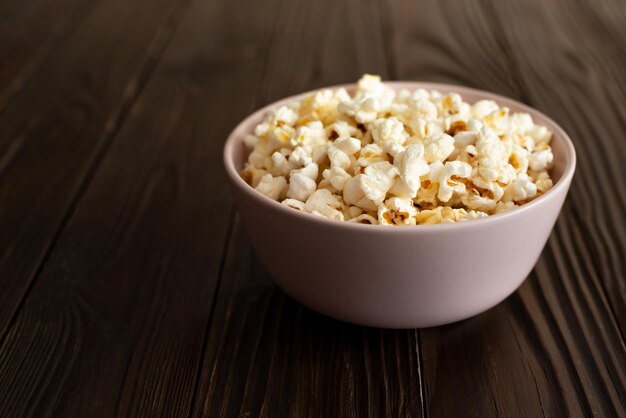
[241, 75, 554, 225]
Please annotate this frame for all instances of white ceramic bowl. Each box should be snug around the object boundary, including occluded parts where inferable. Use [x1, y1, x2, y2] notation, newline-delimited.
[224, 82, 576, 328]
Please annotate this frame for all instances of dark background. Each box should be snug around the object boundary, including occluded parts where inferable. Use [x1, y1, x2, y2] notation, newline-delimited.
[0, 0, 624, 416]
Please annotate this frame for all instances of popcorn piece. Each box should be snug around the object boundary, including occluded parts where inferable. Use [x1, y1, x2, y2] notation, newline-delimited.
[415, 206, 467, 225]
[460, 210, 489, 221]
[270, 151, 292, 176]
[305, 189, 345, 220]
[359, 161, 400, 205]
[255, 174, 287, 200]
[423, 133, 455, 163]
[343, 175, 378, 211]
[504, 173, 537, 202]
[334, 136, 362, 155]
[389, 143, 430, 199]
[434, 161, 472, 203]
[348, 214, 379, 225]
[378, 197, 417, 226]
[529, 148, 554, 171]
[370, 117, 409, 155]
[281, 198, 306, 211]
[323, 166, 352, 191]
[287, 163, 318, 201]
[338, 96, 380, 124]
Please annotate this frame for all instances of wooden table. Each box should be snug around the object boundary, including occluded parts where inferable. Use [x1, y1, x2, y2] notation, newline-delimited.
[1, 0, 624, 416]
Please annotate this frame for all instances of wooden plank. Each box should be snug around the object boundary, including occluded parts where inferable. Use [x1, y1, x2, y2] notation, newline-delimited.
[389, 0, 626, 416]
[189, 0, 426, 416]
[0, 0, 279, 415]
[0, 0, 97, 111]
[0, 0, 189, 339]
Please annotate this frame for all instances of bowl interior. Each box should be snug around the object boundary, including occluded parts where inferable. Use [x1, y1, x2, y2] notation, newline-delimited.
[226, 82, 575, 215]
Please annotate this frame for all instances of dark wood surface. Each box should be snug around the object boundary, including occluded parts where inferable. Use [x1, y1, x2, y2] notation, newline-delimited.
[0, 0, 624, 416]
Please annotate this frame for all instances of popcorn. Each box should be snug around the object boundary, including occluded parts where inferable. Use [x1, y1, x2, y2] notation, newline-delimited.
[241, 74, 555, 226]
[389, 144, 430, 199]
[305, 189, 344, 220]
[348, 214, 379, 225]
[433, 161, 472, 202]
[423, 133, 455, 163]
[529, 148, 554, 171]
[322, 167, 352, 191]
[359, 161, 400, 205]
[370, 117, 409, 155]
[281, 198, 307, 211]
[255, 174, 287, 200]
[378, 197, 417, 226]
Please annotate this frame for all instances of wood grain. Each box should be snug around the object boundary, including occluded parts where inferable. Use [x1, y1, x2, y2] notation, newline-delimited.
[0, 0, 189, 340]
[0, 0, 97, 111]
[0, 0, 276, 415]
[390, 0, 626, 416]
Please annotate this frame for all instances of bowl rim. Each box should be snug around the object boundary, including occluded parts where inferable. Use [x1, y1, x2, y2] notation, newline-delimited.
[223, 81, 577, 233]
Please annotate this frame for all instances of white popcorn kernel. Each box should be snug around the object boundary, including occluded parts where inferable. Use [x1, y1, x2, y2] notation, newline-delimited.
[378, 197, 417, 226]
[266, 125, 296, 152]
[270, 151, 292, 176]
[527, 125, 552, 145]
[498, 164, 517, 185]
[323, 167, 352, 191]
[281, 198, 306, 211]
[460, 210, 489, 221]
[243, 134, 259, 148]
[327, 145, 352, 171]
[435, 161, 472, 202]
[348, 205, 363, 219]
[348, 214, 379, 225]
[475, 126, 508, 182]
[334, 88, 351, 103]
[334, 136, 362, 155]
[389, 144, 430, 199]
[338, 96, 380, 124]
[327, 121, 360, 140]
[483, 108, 510, 136]
[370, 117, 409, 154]
[359, 161, 400, 205]
[495, 201, 518, 213]
[508, 145, 530, 173]
[356, 143, 386, 170]
[343, 175, 378, 211]
[292, 162, 318, 180]
[293, 121, 327, 150]
[305, 189, 344, 221]
[242, 164, 267, 188]
[289, 146, 313, 168]
[509, 113, 534, 132]
[441, 93, 469, 117]
[536, 178, 553, 193]
[415, 206, 467, 225]
[271, 105, 299, 126]
[287, 171, 317, 202]
[529, 148, 554, 171]
[471, 100, 499, 119]
[423, 133, 455, 163]
[461, 193, 497, 212]
[506, 173, 537, 202]
[255, 173, 287, 201]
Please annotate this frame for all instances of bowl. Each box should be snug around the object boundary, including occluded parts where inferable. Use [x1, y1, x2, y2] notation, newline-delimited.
[223, 82, 576, 328]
